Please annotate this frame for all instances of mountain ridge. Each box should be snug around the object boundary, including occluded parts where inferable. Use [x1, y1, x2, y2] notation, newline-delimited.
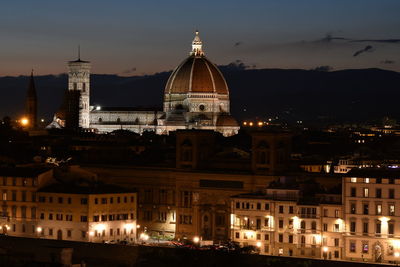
[1, 67, 399, 123]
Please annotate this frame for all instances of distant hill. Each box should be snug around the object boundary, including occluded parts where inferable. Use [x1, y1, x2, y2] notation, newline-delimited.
[1, 67, 399, 123]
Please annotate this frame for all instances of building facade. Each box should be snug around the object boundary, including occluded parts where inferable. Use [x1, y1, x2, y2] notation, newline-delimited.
[0, 168, 53, 237]
[36, 183, 137, 243]
[230, 180, 344, 260]
[343, 170, 400, 263]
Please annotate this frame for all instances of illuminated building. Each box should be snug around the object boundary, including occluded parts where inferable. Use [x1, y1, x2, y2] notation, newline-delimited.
[48, 31, 239, 137]
[230, 177, 343, 259]
[343, 169, 400, 263]
[36, 182, 137, 243]
[0, 167, 53, 237]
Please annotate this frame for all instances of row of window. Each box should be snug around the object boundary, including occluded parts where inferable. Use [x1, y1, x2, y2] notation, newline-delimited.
[349, 220, 395, 235]
[93, 213, 133, 222]
[37, 196, 135, 205]
[239, 217, 340, 232]
[3, 206, 36, 219]
[349, 240, 396, 255]
[235, 232, 340, 247]
[350, 177, 395, 184]
[350, 187, 395, 198]
[1, 177, 37, 187]
[2, 190, 36, 202]
[93, 228, 134, 237]
[349, 202, 395, 216]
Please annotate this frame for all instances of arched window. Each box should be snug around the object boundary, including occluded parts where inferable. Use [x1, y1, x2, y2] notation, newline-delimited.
[311, 221, 317, 231]
[301, 221, 306, 230]
[82, 83, 86, 92]
[301, 235, 305, 244]
[117, 118, 121, 123]
[98, 118, 102, 123]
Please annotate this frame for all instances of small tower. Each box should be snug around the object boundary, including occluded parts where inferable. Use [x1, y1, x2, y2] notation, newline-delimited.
[67, 47, 91, 128]
[190, 30, 204, 57]
[25, 70, 37, 129]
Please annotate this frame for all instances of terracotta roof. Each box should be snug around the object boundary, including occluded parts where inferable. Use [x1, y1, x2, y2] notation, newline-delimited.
[165, 56, 229, 95]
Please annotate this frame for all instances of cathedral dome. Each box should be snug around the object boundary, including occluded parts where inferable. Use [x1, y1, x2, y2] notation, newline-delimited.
[164, 31, 229, 95]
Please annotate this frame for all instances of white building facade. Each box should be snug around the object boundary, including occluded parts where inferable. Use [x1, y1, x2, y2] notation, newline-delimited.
[50, 31, 239, 137]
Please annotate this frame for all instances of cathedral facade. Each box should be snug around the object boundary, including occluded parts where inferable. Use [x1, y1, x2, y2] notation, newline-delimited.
[50, 32, 239, 136]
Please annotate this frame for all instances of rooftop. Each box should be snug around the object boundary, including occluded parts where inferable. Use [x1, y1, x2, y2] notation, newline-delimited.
[346, 167, 400, 178]
[0, 167, 51, 177]
[38, 182, 136, 195]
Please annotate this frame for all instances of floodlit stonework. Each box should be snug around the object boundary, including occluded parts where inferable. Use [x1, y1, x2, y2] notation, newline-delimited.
[50, 31, 239, 136]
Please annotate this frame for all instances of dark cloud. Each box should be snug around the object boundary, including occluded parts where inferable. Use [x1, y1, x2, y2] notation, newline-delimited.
[234, 42, 243, 47]
[381, 60, 396, 64]
[309, 34, 400, 46]
[353, 45, 374, 57]
[351, 39, 400, 44]
[316, 34, 349, 43]
[312, 65, 333, 72]
[120, 67, 137, 74]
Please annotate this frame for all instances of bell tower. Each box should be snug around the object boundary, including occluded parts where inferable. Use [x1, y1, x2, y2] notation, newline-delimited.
[67, 46, 91, 128]
[25, 70, 37, 129]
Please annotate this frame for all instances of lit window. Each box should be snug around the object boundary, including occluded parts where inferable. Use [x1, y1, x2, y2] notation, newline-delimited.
[389, 204, 395, 216]
[363, 188, 369, 198]
[376, 204, 382, 215]
[362, 243, 369, 253]
[351, 177, 357, 183]
[364, 178, 370, 183]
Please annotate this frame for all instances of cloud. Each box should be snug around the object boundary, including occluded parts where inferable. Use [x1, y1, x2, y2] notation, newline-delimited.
[381, 60, 396, 64]
[234, 42, 243, 47]
[315, 34, 350, 43]
[351, 39, 400, 44]
[120, 67, 137, 74]
[353, 45, 374, 57]
[312, 65, 333, 72]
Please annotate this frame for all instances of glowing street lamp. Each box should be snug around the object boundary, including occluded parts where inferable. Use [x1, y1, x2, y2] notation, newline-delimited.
[256, 241, 262, 248]
[193, 236, 200, 243]
[140, 233, 149, 241]
[20, 118, 29, 126]
[36, 226, 42, 233]
[322, 246, 328, 260]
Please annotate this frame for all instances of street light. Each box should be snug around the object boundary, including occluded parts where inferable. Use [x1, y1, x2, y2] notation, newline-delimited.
[20, 118, 29, 126]
[394, 252, 400, 266]
[322, 246, 328, 260]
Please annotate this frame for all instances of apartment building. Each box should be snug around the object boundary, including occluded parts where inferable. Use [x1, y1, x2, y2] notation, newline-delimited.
[0, 167, 53, 237]
[343, 169, 400, 263]
[36, 182, 137, 243]
[230, 177, 344, 259]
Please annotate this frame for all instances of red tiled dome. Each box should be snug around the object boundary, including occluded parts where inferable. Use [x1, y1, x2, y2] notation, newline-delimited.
[165, 55, 229, 95]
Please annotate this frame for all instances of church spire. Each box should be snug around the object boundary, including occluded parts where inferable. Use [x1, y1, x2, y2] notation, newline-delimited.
[27, 69, 36, 98]
[191, 30, 204, 57]
[26, 69, 38, 129]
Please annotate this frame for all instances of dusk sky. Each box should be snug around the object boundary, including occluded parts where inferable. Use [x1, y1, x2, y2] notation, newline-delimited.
[1, 0, 400, 76]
